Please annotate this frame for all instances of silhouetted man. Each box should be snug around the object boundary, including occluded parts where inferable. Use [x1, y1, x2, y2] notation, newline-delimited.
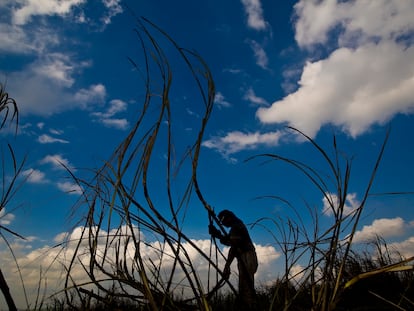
[209, 209, 258, 310]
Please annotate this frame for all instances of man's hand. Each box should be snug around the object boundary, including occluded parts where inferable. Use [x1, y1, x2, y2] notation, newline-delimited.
[222, 264, 231, 280]
[208, 224, 222, 239]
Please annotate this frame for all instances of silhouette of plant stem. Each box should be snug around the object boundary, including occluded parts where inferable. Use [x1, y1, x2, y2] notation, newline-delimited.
[0, 83, 26, 311]
[59, 18, 230, 310]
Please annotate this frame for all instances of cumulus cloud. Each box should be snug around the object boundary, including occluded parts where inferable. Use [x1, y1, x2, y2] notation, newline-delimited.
[12, 0, 86, 25]
[3, 56, 93, 116]
[22, 168, 48, 184]
[241, 0, 267, 31]
[0, 226, 279, 308]
[40, 154, 75, 171]
[294, 0, 414, 48]
[255, 0, 414, 139]
[257, 41, 414, 138]
[1, 0, 123, 118]
[353, 217, 407, 243]
[322, 193, 360, 217]
[389, 236, 414, 259]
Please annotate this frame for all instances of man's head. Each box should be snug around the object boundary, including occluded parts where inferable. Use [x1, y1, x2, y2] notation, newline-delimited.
[218, 210, 236, 227]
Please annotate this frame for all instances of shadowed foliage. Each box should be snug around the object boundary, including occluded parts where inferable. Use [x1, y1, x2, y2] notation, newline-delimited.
[247, 128, 414, 311]
[0, 83, 23, 311]
[2, 17, 413, 311]
[56, 18, 230, 311]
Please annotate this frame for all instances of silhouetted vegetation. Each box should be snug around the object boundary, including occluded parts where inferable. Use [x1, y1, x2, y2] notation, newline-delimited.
[0, 83, 22, 311]
[1, 16, 413, 310]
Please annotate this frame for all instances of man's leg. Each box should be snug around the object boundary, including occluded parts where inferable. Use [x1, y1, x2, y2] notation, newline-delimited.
[238, 251, 258, 309]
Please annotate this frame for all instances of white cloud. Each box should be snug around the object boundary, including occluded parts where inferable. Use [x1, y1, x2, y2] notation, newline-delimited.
[74, 84, 107, 107]
[294, 0, 414, 48]
[214, 92, 231, 108]
[353, 217, 406, 243]
[0, 209, 15, 225]
[322, 193, 360, 217]
[38, 134, 69, 144]
[101, 0, 123, 25]
[223, 68, 243, 75]
[12, 0, 86, 25]
[389, 236, 414, 259]
[57, 181, 83, 195]
[40, 154, 75, 171]
[49, 128, 63, 135]
[32, 53, 75, 87]
[254, 1, 414, 140]
[293, 0, 341, 48]
[53, 231, 69, 243]
[3, 57, 92, 116]
[1, 0, 121, 118]
[248, 39, 269, 70]
[255, 244, 280, 283]
[22, 168, 48, 184]
[99, 118, 129, 130]
[257, 41, 414, 138]
[90, 99, 129, 130]
[0, 227, 280, 309]
[106, 99, 126, 115]
[203, 130, 283, 158]
[243, 88, 268, 106]
[0, 23, 34, 54]
[0, 20, 61, 55]
[241, 0, 267, 31]
[5, 71, 66, 116]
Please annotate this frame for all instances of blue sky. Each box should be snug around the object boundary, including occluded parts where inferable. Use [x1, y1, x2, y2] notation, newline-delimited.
[1, 0, 414, 308]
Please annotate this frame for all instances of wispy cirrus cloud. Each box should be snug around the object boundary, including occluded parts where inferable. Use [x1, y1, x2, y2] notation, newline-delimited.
[90, 99, 129, 130]
[38, 134, 69, 144]
[214, 92, 231, 108]
[203, 130, 283, 160]
[243, 87, 268, 106]
[240, 0, 268, 31]
[57, 181, 83, 195]
[247, 39, 269, 70]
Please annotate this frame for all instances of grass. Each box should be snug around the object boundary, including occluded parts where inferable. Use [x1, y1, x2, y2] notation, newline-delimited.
[0, 83, 24, 311]
[247, 127, 414, 310]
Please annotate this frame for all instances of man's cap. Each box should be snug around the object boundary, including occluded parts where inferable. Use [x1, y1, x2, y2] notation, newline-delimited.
[218, 210, 234, 222]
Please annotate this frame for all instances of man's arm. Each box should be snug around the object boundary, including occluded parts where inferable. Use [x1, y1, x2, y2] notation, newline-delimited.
[209, 225, 232, 246]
